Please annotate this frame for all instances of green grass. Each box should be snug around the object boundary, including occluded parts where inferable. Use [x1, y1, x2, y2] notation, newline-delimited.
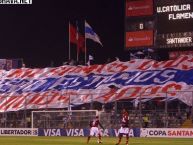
[0, 137, 193, 145]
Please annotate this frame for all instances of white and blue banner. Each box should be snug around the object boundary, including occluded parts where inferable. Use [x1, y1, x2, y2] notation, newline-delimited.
[0, 55, 193, 112]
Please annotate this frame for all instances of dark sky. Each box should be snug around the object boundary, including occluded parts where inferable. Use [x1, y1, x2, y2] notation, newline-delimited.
[0, 0, 126, 68]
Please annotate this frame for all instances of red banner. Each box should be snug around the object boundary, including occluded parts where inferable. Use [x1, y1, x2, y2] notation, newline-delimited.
[126, 0, 153, 16]
[169, 51, 193, 59]
[125, 30, 153, 48]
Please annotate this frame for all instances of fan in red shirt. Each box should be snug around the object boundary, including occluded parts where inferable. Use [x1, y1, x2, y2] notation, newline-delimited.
[116, 109, 130, 145]
[87, 116, 104, 144]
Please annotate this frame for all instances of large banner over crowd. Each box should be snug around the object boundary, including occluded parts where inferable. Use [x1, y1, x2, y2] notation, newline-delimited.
[0, 55, 193, 111]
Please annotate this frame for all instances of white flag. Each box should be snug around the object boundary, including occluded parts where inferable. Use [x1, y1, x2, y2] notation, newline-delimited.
[85, 21, 103, 46]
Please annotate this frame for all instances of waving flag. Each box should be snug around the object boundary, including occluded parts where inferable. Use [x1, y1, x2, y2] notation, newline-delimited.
[69, 24, 77, 44]
[85, 21, 102, 46]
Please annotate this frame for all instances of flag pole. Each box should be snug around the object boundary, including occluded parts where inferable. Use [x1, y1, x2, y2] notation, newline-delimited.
[68, 21, 71, 61]
[85, 20, 87, 65]
[76, 21, 79, 63]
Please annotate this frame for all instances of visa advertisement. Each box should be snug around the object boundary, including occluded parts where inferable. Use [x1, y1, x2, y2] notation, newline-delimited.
[38, 128, 140, 137]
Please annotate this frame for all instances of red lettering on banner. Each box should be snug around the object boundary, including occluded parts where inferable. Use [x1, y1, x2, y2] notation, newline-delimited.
[26, 69, 42, 78]
[57, 68, 72, 76]
[177, 131, 182, 136]
[137, 60, 153, 70]
[141, 86, 162, 97]
[4, 96, 19, 111]
[168, 130, 193, 136]
[7, 69, 23, 78]
[83, 66, 95, 74]
[11, 95, 26, 109]
[0, 96, 22, 111]
[137, 56, 193, 70]
[32, 92, 58, 105]
[49, 67, 72, 76]
[181, 57, 193, 70]
[43, 68, 67, 77]
[83, 65, 99, 74]
[58, 95, 69, 103]
[20, 69, 41, 78]
[163, 56, 188, 68]
[7, 69, 43, 78]
[95, 64, 106, 73]
[168, 131, 171, 136]
[162, 83, 182, 93]
[26, 94, 42, 106]
[68, 67, 82, 74]
[115, 63, 128, 72]
[100, 89, 117, 102]
[80, 95, 90, 103]
[18, 69, 33, 78]
[114, 62, 128, 72]
[112, 83, 184, 101]
[114, 87, 142, 100]
[190, 131, 193, 136]
[155, 57, 184, 68]
[107, 63, 118, 72]
[152, 61, 167, 69]
[106, 62, 128, 73]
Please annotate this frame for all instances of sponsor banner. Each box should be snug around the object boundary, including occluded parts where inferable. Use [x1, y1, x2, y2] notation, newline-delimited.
[38, 128, 140, 137]
[0, 128, 38, 136]
[126, 30, 153, 47]
[38, 128, 66, 136]
[141, 128, 193, 138]
[169, 51, 193, 59]
[126, 0, 153, 16]
[157, 32, 193, 48]
[108, 128, 140, 137]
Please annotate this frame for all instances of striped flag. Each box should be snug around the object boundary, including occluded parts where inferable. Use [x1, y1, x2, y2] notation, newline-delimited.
[85, 21, 102, 46]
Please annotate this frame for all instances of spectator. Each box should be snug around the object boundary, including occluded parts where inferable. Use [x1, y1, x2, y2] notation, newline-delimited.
[143, 114, 149, 128]
[186, 107, 191, 119]
[133, 98, 139, 110]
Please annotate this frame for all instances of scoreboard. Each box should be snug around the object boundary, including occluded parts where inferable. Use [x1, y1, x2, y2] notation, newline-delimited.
[125, 0, 154, 49]
[156, 0, 193, 48]
[125, 0, 193, 50]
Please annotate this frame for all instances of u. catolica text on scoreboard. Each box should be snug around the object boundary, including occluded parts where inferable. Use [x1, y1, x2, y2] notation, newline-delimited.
[157, 4, 193, 20]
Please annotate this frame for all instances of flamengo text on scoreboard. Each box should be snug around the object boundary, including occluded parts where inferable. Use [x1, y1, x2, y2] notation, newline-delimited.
[0, 0, 32, 4]
[168, 12, 193, 20]
[157, 3, 193, 20]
